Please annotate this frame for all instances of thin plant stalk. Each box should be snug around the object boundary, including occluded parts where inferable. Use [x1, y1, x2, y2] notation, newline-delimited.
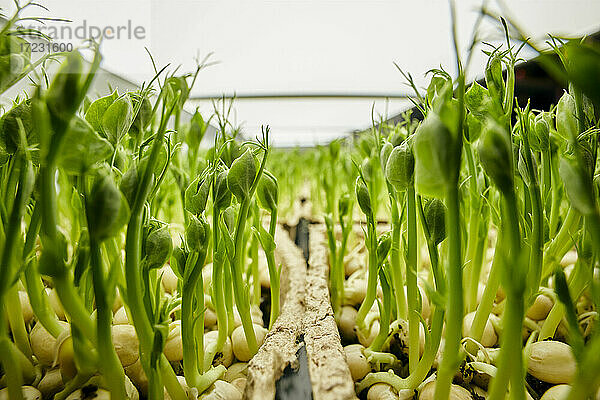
[406, 186, 419, 373]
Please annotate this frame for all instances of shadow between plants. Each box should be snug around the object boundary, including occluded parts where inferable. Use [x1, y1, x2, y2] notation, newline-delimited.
[275, 334, 313, 400]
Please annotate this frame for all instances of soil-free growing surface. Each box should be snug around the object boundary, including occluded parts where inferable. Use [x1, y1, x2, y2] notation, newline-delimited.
[304, 225, 357, 400]
[244, 225, 307, 399]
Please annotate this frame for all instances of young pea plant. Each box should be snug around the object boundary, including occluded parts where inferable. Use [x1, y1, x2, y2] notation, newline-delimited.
[366, 233, 392, 353]
[353, 168, 379, 337]
[356, 197, 447, 394]
[326, 192, 354, 320]
[254, 170, 281, 328]
[85, 171, 131, 400]
[219, 127, 272, 359]
[384, 135, 421, 374]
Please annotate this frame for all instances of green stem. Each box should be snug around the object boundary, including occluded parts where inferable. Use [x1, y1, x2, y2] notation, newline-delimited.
[231, 199, 258, 355]
[89, 238, 127, 400]
[22, 204, 63, 338]
[541, 150, 551, 216]
[224, 259, 235, 335]
[548, 151, 561, 236]
[468, 233, 503, 353]
[250, 204, 260, 306]
[488, 294, 526, 400]
[434, 183, 463, 400]
[464, 143, 481, 312]
[267, 209, 280, 329]
[489, 191, 525, 400]
[5, 286, 31, 358]
[542, 208, 581, 279]
[0, 314, 24, 400]
[205, 208, 228, 369]
[355, 214, 377, 333]
[406, 186, 419, 374]
[325, 217, 339, 318]
[368, 268, 392, 352]
[39, 159, 95, 340]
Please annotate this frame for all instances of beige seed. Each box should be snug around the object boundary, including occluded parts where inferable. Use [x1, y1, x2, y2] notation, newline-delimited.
[224, 362, 248, 382]
[37, 369, 64, 399]
[338, 306, 358, 342]
[30, 321, 69, 366]
[231, 324, 267, 362]
[540, 385, 571, 400]
[112, 324, 140, 367]
[419, 381, 472, 400]
[199, 380, 242, 400]
[526, 295, 553, 321]
[527, 341, 575, 384]
[463, 311, 497, 347]
[344, 344, 370, 382]
[160, 265, 179, 294]
[18, 291, 34, 324]
[113, 306, 129, 325]
[368, 383, 404, 400]
[0, 386, 42, 400]
[163, 321, 183, 362]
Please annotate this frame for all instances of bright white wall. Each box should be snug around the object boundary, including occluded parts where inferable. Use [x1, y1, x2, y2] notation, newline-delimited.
[6, 0, 600, 146]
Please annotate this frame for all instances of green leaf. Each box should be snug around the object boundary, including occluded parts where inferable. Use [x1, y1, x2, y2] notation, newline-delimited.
[84, 91, 118, 135]
[129, 92, 152, 139]
[45, 51, 84, 120]
[145, 226, 173, 269]
[376, 232, 391, 266]
[338, 193, 351, 218]
[101, 95, 134, 144]
[424, 198, 446, 246]
[517, 145, 531, 188]
[559, 156, 595, 215]
[355, 177, 372, 216]
[555, 92, 578, 142]
[426, 75, 448, 106]
[256, 171, 278, 212]
[186, 110, 207, 150]
[171, 246, 187, 280]
[413, 112, 454, 198]
[214, 168, 232, 211]
[252, 225, 276, 254]
[385, 141, 414, 191]
[218, 215, 235, 266]
[465, 82, 491, 119]
[58, 116, 113, 174]
[0, 99, 38, 160]
[185, 214, 210, 253]
[379, 141, 393, 173]
[0, 35, 31, 92]
[87, 173, 130, 241]
[185, 176, 210, 215]
[477, 120, 513, 194]
[227, 149, 257, 201]
[466, 113, 482, 142]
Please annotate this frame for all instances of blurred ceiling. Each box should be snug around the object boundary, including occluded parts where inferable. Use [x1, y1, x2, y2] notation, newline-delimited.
[11, 0, 600, 146]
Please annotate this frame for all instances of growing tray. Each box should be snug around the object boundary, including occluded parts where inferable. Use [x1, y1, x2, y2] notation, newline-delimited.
[244, 225, 308, 399]
[304, 224, 357, 400]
